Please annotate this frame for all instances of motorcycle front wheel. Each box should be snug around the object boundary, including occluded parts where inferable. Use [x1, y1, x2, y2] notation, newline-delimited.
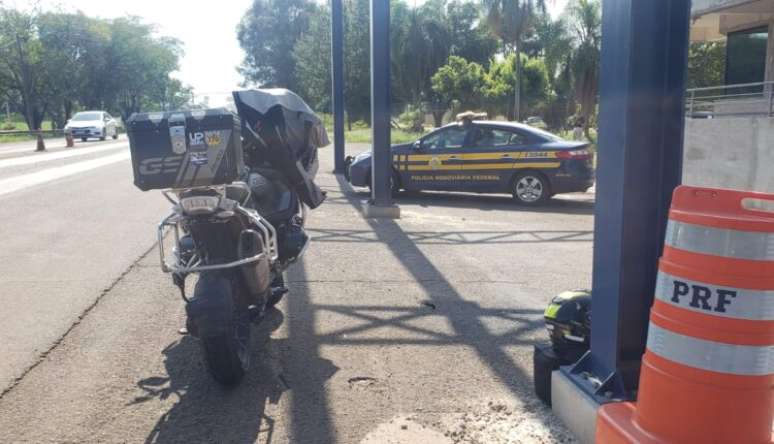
[190, 273, 251, 386]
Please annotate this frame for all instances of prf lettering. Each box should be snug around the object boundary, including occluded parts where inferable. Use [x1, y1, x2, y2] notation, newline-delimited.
[671, 280, 736, 313]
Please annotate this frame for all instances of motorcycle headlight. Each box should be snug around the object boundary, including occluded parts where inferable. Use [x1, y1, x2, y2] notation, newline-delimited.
[180, 195, 221, 215]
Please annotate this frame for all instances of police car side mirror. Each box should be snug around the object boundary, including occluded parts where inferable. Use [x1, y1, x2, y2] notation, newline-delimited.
[412, 140, 421, 150]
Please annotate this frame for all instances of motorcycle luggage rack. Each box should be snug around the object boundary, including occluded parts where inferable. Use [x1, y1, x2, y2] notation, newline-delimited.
[157, 183, 279, 274]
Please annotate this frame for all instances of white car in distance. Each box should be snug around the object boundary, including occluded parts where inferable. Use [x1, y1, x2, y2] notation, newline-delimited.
[65, 111, 119, 141]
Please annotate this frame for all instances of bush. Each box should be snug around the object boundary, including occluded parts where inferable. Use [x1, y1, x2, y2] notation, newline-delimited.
[351, 120, 369, 130]
[397, 105, 424, 132]
[2, 122, 16, 131]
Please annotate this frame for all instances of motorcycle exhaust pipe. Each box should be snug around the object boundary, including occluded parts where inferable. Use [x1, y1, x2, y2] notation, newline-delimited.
[238, 229, 271, 302]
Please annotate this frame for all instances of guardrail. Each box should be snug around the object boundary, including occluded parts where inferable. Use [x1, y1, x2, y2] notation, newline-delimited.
[0, 129, 65, 137]
[686, 81, 774, 118]
[0, 129, 68, 151]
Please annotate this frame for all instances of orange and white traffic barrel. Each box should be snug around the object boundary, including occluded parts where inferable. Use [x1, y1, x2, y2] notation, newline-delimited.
[597, 186, 774, 444]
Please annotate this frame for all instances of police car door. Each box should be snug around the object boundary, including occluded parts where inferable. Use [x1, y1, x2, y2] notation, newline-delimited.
[461, 126, 530, 191]
[402, 126, 467, 190]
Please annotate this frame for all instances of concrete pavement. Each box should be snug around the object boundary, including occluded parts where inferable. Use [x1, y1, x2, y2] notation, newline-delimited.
[0, 141, 593, 443]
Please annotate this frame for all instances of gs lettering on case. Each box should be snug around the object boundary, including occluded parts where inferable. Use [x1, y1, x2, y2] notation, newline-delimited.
[139, 156, 183, 175]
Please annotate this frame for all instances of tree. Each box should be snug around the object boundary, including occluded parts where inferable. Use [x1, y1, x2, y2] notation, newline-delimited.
[289, 0, 500, 128]
[431, 55, 485, 118]
[104, 18, 183, 121]
[290, 0, 377, 128]
[481, 0, 546, 121]
[343, 0, 372, 127]
[0, 8, 47, 130]
[0, 8, 189, 128]
[387, 0, 498, 118]
[445, 0, 499, 68]
[237, 0, 315, 90]
[533, 14, 571, 91]
[76, 18, 112, 110]
[532, 14, 573, 129]
[293, 4, 332, 111]
[687, 41, 725, 89]
[157, 78, 193, 111]
[522, 56, 549, 113]
[564, 0, 600, 139]
[482, 53, 548, 118]
[37, 12, 101, 127]
[393, 3, 451, 105]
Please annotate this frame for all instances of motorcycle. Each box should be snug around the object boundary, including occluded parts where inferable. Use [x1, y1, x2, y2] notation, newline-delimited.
[128, 89, 328, 385]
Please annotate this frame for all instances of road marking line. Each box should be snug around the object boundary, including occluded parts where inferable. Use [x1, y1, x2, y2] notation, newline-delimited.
[0, 142, 128, 169]
[0, 144, 66, 155]
[0, 151, 130, 197]
[0, 140, 108, 155]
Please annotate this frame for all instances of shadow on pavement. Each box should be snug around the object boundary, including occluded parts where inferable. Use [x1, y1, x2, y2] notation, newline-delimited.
[312, 302, 545, 347]
[307, 227, 592, 245]
[134, 302, 333, 444]
[322, 188, 594, 215]
[134, 176, 570, 443]
[283, 260, 339, 444]
[326, 174, 561, 432]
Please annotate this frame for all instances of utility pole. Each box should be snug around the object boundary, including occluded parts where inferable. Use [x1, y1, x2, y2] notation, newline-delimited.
[331, 0, 346, 174]
[363, 0, 399, 219]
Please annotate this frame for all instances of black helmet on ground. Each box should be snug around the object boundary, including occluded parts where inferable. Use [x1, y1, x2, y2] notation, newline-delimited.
[544, 289, 591, 352]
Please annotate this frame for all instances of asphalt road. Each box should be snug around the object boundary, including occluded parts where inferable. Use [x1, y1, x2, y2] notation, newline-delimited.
[0, 137, 170, 391]
[0, 140, 593, 443]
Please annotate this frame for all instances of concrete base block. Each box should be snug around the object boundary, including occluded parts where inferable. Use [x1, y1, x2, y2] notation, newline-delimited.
[362, 202, 400, 219]
[551, 370, 600, 444]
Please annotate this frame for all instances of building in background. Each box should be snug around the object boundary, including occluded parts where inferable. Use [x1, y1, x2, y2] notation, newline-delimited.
[684, 0, 774, 193]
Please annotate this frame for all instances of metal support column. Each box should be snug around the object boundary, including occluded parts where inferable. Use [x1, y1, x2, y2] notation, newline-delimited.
[331, 0, 346, 174]
[562, 0, 691, 402]
[365, 0, 399, 218]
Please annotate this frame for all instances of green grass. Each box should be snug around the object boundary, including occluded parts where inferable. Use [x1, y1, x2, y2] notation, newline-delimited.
[342, 128, 424, 144]
[0, 119, 57, 143]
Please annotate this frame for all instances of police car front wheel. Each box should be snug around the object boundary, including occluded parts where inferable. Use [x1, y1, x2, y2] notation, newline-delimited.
[366, 170, 401, 197]
[512, 172, 550, 205]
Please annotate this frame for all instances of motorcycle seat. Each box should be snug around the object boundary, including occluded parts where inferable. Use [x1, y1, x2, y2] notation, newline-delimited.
[247, 170, 298, 226]
[225, 183, 250, 205]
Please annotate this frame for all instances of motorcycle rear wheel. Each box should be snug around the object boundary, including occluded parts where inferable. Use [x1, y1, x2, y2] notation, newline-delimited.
[199, 312, 250, 386]
[192, 275, 251, 386]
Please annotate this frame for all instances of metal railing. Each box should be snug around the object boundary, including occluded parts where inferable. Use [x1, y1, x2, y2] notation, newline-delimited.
[686, 81, 774, 118]
[0, 129, 64, 137]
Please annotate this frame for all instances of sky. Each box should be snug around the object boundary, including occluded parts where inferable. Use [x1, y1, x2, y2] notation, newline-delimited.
[546, 0, 568, 19]
[28, 0, 568, 107]
[34, 0, 253, 106]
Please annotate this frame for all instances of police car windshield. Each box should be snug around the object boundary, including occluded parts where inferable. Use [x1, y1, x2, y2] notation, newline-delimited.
[72, 112, 102, 121]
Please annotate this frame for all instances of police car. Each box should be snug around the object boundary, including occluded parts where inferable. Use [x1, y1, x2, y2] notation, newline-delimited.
[345, 119, 594, 205]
